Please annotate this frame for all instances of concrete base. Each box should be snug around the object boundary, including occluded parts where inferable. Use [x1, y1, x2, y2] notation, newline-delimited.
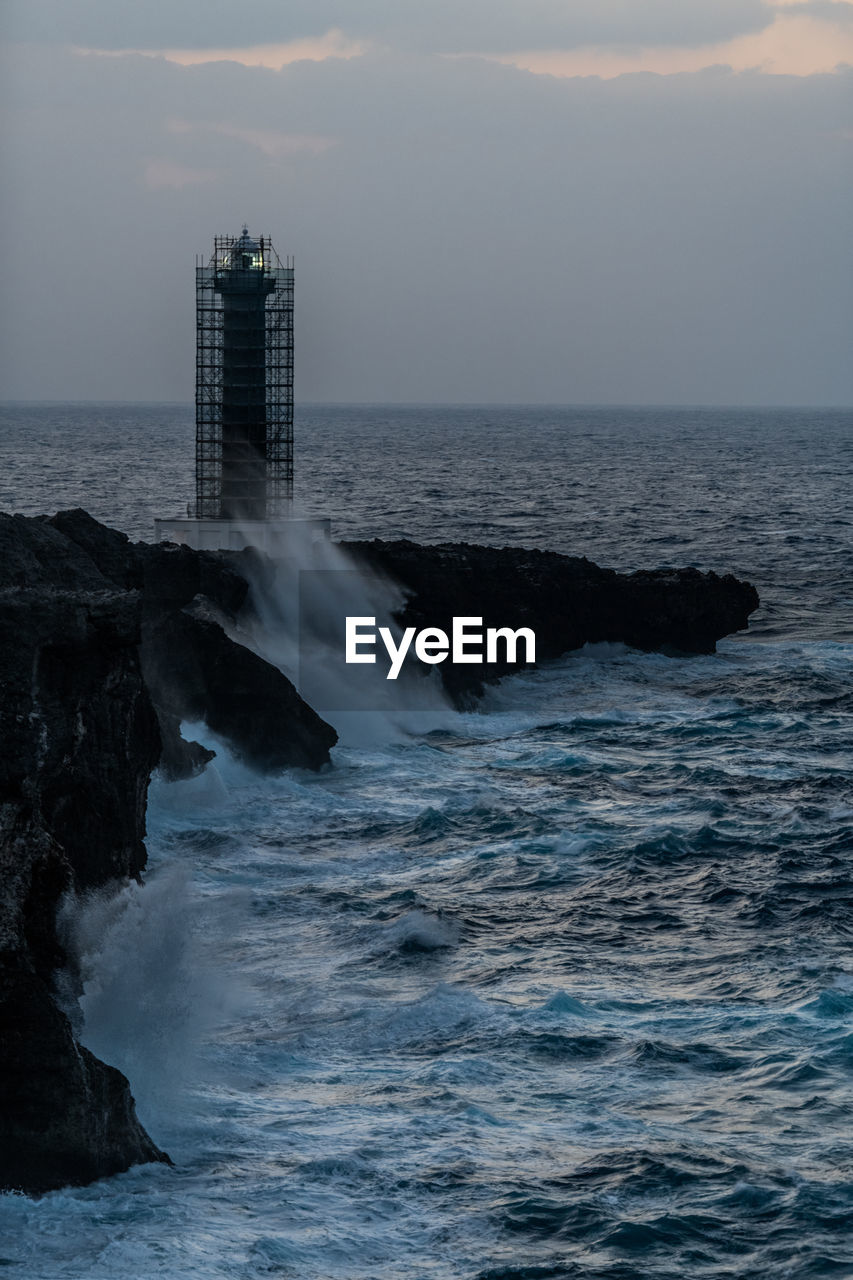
[153, 516, 331, 553]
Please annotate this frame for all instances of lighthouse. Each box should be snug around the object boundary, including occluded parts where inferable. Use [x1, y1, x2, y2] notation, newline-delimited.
[213, 227, 280, 521]
[155, 227, 328, 551]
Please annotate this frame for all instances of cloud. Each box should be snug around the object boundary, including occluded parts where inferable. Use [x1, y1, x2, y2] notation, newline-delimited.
[481, 9, 853, 77]
[0, 42, 850, 404]
[6, 0, 776, 55]
[13, 1, 850, 80]
[77, 29, 368, 70]
[773, 0, 853, 7]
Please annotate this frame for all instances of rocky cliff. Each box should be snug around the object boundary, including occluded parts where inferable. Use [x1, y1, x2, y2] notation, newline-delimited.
[0, 510, 337, 1194]
[0, 586, 170, 1191]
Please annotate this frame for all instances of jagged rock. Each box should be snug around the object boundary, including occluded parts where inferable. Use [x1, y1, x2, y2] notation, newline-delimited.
[342, 539, 760, 703]
[154, 707, 217, 782]
[0, 511, 107, 593]
[46, 508, 249, 617]
[43, 509, 336, 768]
[0, 509, 335, 773]
[0, 588, 158, 890]
[0, 952, 168, 1195]
[141, 601, 337, 772]
[0, 587, 170, 1192]
[44, 509, 138, 594]
[0, 509, 336, 1194]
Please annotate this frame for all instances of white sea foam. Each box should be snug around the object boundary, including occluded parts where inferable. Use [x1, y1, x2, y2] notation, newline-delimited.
[59, 869, 249, 1145]
[227, 518, 450, 746]
[372, 909, 460, 954]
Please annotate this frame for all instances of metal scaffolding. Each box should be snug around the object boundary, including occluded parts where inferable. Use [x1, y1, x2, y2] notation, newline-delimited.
[195, 229, 294, 520]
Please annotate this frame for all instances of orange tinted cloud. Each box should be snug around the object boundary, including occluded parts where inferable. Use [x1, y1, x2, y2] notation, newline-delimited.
[75, 29, 368, 70]
[476, 11, 853, 78]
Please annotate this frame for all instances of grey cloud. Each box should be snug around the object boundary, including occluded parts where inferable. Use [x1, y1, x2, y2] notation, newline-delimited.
[782, 0, 853, 21]
[4, 0, 775, 53]
[0, 45, 850, 405]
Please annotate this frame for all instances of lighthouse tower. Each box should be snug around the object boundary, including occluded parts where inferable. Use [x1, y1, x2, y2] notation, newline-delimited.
[211, 227, 280, 521]
[155, 227, 328, 551]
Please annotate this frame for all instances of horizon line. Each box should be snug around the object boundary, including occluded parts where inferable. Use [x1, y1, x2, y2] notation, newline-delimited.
[2, 398, 851, 412]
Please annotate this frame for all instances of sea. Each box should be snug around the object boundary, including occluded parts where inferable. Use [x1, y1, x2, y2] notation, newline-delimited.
[0, 403, 851, 1279]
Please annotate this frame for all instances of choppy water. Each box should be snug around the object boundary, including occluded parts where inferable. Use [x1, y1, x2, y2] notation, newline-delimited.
[0, 404, 851, 1279]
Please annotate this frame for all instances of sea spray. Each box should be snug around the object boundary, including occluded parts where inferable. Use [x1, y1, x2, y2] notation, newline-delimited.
[230, 517, 450, 743]
[58, 868, 248, 1145]
[369, 908, 461, 956]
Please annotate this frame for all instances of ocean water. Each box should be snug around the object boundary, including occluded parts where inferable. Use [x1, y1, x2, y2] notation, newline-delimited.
[0, 403, 851, 1279]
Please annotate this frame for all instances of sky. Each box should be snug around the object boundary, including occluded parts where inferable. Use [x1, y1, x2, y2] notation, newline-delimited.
[0, 0, 851, 405]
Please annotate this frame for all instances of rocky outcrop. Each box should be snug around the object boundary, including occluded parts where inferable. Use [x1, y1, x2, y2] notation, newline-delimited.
[0, 586, 169, 1192]
[0, 510, 337, 1194]
[141, 601, 337, 773]
[1, 937, 168, 1195]
[43, 509, 337, 777]
[342, 539, 759, 703]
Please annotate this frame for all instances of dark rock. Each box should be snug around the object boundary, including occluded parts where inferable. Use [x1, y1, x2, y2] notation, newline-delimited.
[154, 707, 217, 782]
[0, 589, 158, 891]
[0, 958, 167, 1195]
[42, 510, 325, 767]
[0, 587, 170, 1192]
[0, 512, 107, 593]
[43, 509, 138, 593]
[141, 601, 337, 773]
[32, 510, 332, 771]
[137, 541, 250, 618]
[46, 508, 249, 617]
[341, 539, 760, 703]
[0, 508, 337, 1191]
